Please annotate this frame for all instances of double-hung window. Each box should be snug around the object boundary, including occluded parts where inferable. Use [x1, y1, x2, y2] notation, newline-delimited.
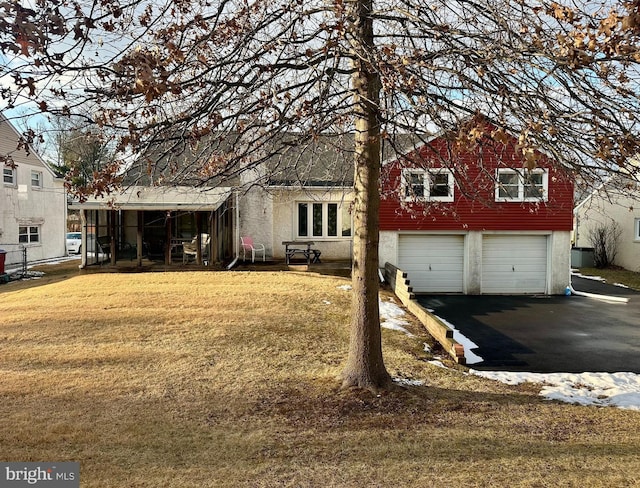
[19, 226, 40, 244]
[496, 169, 548, 202]
[3, 166, 16, 186]
[402, 169, 454, 202]
[297, 202, 352, 239]
[31, 170, 42, 189]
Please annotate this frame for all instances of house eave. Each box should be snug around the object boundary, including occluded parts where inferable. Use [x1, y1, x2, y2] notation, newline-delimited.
[69, 185, 233, 212]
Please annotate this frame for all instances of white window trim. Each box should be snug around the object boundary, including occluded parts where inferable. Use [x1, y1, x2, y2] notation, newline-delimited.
[635, 218, 640, 242]
[3, 166, 16, 186]
[402, 168, 455, 203]
[296, 201, 352, 239]
[495, 168, 549, 202]
[18, 225, 41, 245]
[31, 170, 42, 189]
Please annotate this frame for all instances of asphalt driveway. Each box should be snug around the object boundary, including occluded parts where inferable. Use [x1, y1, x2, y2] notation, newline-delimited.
[417, 276, 640, 373]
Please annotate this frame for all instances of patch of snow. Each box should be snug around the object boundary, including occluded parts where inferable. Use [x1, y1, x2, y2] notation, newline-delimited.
[428, 360, 448, 369]
[471, 370, 640, 411]
[379, 298, 415, 337]
[393, 377, 425, 387]
[571, 271, 606, 282]
[432, 314, 484, 365]
[336, 284, 352, 291]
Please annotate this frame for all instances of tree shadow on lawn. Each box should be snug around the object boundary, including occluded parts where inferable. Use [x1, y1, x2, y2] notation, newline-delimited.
[242, 377, 554, 431]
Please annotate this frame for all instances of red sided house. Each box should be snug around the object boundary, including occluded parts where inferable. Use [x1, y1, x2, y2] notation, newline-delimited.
[379, 127, 574, 295]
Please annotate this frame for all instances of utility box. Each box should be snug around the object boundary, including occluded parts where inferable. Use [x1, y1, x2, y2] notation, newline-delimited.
[571, 247, 595, 268]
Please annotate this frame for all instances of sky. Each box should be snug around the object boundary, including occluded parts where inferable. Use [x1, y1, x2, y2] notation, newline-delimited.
[364, 287, 640, 412]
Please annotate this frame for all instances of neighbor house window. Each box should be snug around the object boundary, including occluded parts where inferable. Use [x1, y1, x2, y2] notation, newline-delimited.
[19, 226, 40, 244]
[3, 166, 16, 185]
[635, 218, 640, 241]
[31, 170, 42, 189]
[297, 202, 352, 238]
[496, 169, 548, 202]
[402, 169, 454, 202]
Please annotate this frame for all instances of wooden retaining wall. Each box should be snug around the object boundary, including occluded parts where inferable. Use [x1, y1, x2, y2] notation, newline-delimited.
[384, 262, 466, 364]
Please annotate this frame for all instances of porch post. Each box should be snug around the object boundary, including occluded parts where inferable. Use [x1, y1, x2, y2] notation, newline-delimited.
[110, 209, 117, 266]
[165, 211, 172, 265]
[136, 211, 143, 268]
[196, 212, 203, 265]
[210, 210, 218, 264]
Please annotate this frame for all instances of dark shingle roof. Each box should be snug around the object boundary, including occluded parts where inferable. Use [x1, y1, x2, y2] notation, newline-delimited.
[122, 130, 418, 189]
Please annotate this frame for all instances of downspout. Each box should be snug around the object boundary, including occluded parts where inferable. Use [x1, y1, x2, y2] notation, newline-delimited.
[226, 190, 240, 270]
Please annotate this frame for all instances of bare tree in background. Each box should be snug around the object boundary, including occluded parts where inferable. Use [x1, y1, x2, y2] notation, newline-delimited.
[2, 0, 640, 391]
[588, 221, 623, 268]
[47, 116, 114, 191]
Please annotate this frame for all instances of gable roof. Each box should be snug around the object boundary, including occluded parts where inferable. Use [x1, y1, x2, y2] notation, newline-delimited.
[122, 130, 418, 190]
[0, 113, 58, 178]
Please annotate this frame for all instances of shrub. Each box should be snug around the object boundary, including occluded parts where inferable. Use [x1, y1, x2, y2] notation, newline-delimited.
[587, 221, 622, 268]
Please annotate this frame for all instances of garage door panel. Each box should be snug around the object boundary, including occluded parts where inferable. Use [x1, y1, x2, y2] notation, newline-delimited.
[482, 235, 547, 294]
[399, 235, 464, 293]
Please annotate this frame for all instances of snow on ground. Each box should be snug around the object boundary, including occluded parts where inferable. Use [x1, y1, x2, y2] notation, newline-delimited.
[344, 284, 640, 411]
[4, 255, 80, 275]
[378, 297, 415, 337]
[428, 311, 484, 365]
[471, 370, 640, 411]
[571, 271, 607, 282]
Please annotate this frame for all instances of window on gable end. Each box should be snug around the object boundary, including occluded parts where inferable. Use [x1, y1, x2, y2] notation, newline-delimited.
[3, 166, 16, 186]
[402, 169, 454, 202]
[496, 169, 548, 202]
[403, 170, 425, 200]
[31, 170, 42, 189]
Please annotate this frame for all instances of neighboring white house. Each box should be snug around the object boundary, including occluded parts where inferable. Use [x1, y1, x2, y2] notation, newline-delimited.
[1, 113, 67, 265]
[574, 176, 640, 272]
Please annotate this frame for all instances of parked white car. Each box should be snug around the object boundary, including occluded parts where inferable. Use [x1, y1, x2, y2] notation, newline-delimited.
[66, 232, 82, 254]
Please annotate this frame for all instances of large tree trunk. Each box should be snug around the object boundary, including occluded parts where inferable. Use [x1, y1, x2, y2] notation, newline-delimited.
[340, 0, 392, 391]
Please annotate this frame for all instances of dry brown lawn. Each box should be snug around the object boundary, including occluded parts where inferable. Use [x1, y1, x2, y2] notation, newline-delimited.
[1, 267, 639, 487]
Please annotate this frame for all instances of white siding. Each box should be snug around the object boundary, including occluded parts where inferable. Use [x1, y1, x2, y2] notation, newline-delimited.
[1, 114, 66, 265]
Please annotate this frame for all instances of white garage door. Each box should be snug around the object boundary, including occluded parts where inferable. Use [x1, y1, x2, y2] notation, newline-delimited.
[482, 235, 547, 294]
[398, 235, 464, 293]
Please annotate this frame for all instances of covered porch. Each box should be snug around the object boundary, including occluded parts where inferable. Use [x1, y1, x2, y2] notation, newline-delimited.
[70, 186, 235, 269]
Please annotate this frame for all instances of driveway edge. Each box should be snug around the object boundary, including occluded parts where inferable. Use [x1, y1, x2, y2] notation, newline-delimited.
[384, 263, 466, 364]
